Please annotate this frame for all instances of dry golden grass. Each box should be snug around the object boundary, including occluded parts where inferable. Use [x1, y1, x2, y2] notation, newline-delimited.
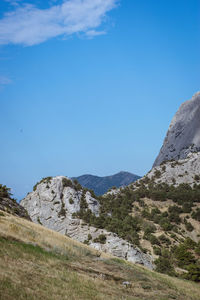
[0, 210, 109, 259]
[0, 210, 200, 300]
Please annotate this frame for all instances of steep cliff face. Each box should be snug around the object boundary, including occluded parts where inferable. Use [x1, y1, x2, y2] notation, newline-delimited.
[20, 176, 153, 269]
[153, 92, 200, 167]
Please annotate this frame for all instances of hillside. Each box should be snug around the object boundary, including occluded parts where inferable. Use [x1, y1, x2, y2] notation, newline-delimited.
[21, 175, 200, 281]
[1, 210, 200, 300]
[72, 171, 140, 195]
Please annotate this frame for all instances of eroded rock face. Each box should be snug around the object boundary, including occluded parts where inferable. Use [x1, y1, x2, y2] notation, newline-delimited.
[20, 176, 153, 269]
[153, 92, 200, 167]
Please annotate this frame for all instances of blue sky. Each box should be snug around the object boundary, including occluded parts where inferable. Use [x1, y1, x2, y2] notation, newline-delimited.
[0, 0, 199, 200]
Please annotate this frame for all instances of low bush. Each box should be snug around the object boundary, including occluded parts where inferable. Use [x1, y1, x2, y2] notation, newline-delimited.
[93, 234, 107, 244]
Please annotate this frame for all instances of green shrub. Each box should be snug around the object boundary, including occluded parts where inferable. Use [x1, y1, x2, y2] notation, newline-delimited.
[174, 244, 196, 267]
[162, 165, 166, 172]
[155, 252, 175, 276]
[93, 234, 107, 244]
[182, 203, 192, 213]
[0, 184, 12, 198]
[184, 219, 194, 232]
[58, 201, 66, 218]
[80, 192, 88, 210]
[153, 246, 161, 256]
[88, 234, 92, 241]
[195, 242, 200, 255]
[194, 175, 200, 181]
[62, 178, 73, 188]
[69, 198, 74, 205]
[159, 234, 171, 245]
[147, 234, 160, 246]
[143, 222, 156, 236]
[184, 264, 200, 282]
[159, 218, 173, 231]
[192, 208, 200, 221]
[154, 169, 161, 178]
[37, 216, 42, 225]
[33, 177, 52, 191]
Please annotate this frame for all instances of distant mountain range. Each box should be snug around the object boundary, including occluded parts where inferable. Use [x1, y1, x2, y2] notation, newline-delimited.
[72, 171, 141, 195]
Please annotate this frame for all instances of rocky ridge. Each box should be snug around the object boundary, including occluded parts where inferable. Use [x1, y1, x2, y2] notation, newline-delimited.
[20, 176, 153, 269]
[143, 152, 200, 187]
[153, 92, 200, 167]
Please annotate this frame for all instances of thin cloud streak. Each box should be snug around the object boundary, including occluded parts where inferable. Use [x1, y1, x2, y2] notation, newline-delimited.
[0, 0, 118, 46]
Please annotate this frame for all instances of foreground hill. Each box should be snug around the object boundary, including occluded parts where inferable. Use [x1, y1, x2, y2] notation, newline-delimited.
[72, 171, 140, 195]
[0, 210, 200, 300]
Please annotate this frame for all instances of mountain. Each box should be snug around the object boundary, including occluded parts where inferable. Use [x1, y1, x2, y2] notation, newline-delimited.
[72, 171, 141, 195]
[153, 92, 200, 167]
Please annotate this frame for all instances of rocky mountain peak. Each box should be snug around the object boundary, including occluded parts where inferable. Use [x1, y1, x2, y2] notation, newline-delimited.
[153, 92, 200, 167]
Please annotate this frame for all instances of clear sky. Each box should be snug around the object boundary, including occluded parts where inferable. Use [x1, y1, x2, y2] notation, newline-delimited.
[0, 0, 199, 200]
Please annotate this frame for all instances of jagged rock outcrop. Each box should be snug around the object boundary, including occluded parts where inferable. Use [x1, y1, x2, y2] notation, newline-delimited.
[153, 92, 200, 167]
[20, 176, 153, 269]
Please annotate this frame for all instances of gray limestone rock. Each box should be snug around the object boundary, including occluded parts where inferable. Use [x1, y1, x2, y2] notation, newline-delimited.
[20, 176, 153, 269]
[153, 92, 200, 167]
[146, 152, 200, 187]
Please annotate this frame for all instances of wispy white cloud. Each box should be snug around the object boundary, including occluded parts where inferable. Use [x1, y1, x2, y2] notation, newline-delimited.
[0, 0, 118, 46]
[85, 29, 106, 38]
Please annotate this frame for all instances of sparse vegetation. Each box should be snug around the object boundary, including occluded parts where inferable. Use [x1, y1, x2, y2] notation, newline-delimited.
[37, 216, 42, 225]
[62, 177, 73, 188]
[33, 177, 52, 191]
[0, 184, 12, 198]
[93, 234, 107, 244]
[75, 182, 200, 281]
[69, 197, 74, 205]
[58, 201, 66, 218]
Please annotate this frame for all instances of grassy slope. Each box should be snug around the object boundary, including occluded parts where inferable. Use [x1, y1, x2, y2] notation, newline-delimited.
[0, 211, 200, 300]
